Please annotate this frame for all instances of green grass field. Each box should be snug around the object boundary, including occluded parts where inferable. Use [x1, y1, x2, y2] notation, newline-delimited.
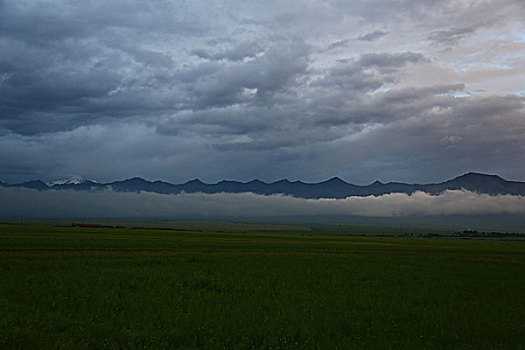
[0, 224, 524, 349]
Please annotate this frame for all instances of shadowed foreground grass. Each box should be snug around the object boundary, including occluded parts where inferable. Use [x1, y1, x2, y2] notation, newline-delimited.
[0, 225, 524, 349]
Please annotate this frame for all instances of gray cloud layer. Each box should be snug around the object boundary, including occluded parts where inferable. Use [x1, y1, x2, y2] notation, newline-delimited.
[358, 30, 388, 42]
[1, 187, 524, 219]
[1, 0, 524, 184]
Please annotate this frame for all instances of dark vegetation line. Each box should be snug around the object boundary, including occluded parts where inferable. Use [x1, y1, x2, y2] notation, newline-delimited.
[68, 223, 525, 238]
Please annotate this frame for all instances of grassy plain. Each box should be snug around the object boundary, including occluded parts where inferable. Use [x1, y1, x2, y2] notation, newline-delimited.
[0, 224, 524, 349]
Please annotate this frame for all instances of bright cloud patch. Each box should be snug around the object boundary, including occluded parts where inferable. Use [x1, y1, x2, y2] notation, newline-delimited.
[1, 187, 524, 219]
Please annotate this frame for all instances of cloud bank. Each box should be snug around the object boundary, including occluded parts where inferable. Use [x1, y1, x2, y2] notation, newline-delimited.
[1, 0, 524, 185]
[1, 187, 524, 219]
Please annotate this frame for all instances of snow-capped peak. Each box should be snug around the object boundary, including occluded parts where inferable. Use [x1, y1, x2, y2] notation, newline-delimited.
[46, 175, 89, 186]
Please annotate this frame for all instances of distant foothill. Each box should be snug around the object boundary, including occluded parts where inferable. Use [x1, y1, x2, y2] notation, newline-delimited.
[1, 172, 525, 199]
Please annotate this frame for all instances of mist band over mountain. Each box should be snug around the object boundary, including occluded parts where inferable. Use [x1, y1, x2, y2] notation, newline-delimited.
[2, 172, 525, 198]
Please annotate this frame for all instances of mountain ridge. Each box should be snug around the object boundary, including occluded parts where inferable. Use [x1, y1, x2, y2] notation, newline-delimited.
[2, 172, 525, 198]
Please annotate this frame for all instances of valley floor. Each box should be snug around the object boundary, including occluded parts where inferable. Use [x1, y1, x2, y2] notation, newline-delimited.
[0, 225, 524, 349]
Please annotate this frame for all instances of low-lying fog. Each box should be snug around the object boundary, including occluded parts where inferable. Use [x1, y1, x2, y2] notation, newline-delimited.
[2, 187, 524, 219]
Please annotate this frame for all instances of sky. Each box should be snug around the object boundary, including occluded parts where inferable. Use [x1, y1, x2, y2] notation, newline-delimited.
[1, 0, 524, 185]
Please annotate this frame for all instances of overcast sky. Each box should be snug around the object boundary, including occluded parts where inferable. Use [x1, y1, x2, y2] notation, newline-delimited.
[1, 0, 524, 184]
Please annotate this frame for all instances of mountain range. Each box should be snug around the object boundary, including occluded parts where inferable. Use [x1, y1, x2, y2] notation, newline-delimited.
[2, 172, 525, 198]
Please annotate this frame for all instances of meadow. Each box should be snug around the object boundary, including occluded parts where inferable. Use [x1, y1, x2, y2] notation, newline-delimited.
[0, 224, 524, 349]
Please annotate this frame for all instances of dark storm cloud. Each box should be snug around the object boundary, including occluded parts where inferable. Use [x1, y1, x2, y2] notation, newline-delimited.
[1, 0, 209, 46]
[428, 26, 477, 45]
[1, 11, 309, 135]
[327, 39, 350, 50]
[358, 30, 388, 42]
[313, 83, 465, 126]
[425, 1, 525, 45]
[1, 0, 524, 186]
[0, 0, 213, 135]
[358, 52, 426, 67]
[184, 41, 311, 108]
[191, 41, 263, 62]
[326, 93, 525, 183]
[157, 51, 429, 151]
